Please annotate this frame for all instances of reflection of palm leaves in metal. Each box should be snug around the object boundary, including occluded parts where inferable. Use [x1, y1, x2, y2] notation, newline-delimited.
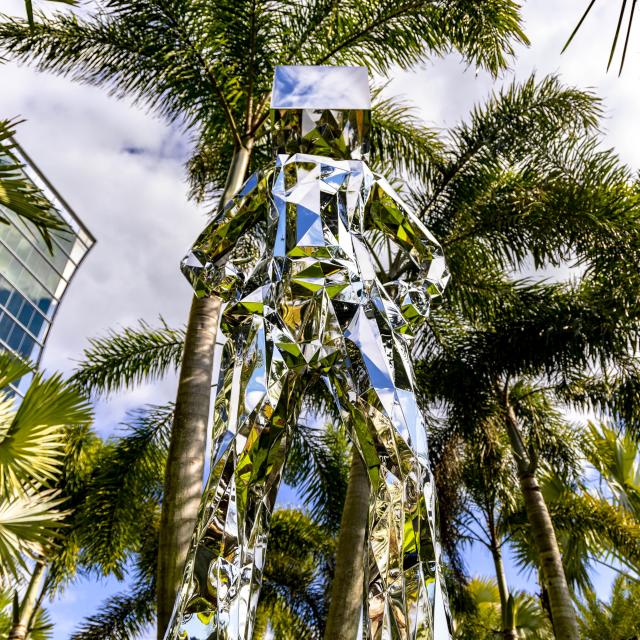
[165, 66, 451, 640]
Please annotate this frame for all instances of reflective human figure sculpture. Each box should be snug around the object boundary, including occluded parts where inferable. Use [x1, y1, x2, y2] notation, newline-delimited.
[165, 66, 451, 640]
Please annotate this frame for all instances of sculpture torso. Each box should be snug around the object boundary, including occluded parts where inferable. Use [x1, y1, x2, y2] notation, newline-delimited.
[201, 153, 434, 375]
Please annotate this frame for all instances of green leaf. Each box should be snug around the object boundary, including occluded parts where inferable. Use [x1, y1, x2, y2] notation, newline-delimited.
[0, 488, 67, 580]
[70, 319, 185, 397]
[0, 367, 92, 495]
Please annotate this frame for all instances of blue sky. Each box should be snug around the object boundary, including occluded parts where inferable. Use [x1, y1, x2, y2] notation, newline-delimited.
[2, 0, 639, 636]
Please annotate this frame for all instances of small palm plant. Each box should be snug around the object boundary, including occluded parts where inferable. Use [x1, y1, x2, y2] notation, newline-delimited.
[454, 577, 553, 640]
[0, 351, 92, 640]
[577, 575, 640, 640]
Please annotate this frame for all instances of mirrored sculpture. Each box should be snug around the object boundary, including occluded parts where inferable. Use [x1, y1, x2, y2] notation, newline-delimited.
[165, 65, 452, 640]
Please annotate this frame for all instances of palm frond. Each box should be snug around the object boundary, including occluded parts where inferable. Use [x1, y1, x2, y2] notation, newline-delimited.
[0, 351, 32, 389]
[563, 0, 639, 75]
[369, 87, 444, 187]
[0, 364, 92, 494]
[74, 404, 172, 577]
[0, 588, 54, 640]
[71, 319, 185, 397]
[41, 422, 106, 592]
[296, 0, 527, 76]
[70, 506, 159, 639]
[0, 488, 66, 581]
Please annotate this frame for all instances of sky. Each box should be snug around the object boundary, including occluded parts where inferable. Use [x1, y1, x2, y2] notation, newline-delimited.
[2, 0, 639, 636]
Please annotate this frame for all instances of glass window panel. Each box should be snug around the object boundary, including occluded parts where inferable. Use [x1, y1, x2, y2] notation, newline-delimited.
[51, 228, 77, 257]
[7, 324, 23, 350]
[14, 370, 34, 396]
[0, 244, 55, 312]
[0, 231, 61, 294]
[7, 292, 23, 318]
[18, 301, 35, 329]
[28, 312, 46, 338]
[18, 333, 35, 358]
[37, 297, 53, 315]
[1, 207, 73, 272]
[0, 313, 14, 339]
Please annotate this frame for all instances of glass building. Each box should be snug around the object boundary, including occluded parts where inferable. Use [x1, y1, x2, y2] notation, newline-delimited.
[0, 140, 95, 395]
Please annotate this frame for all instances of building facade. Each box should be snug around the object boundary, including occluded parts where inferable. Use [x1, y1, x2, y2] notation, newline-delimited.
[0, 140, 95, 395]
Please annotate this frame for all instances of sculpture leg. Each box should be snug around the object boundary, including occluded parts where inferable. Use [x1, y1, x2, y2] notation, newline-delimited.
[351, 397, 450, 640]
[327, 306, 452, 639]
[164, 316, 305, 640]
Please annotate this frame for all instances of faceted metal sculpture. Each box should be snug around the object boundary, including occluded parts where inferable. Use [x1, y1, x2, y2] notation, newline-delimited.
[165, 65, 451, 640]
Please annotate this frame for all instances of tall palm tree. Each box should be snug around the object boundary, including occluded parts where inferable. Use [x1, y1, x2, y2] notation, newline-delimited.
[417, 276, 640, 639]
[0, 2, 530, 633]
[391, 66, 640, 638]
[440, 393, 640, 639]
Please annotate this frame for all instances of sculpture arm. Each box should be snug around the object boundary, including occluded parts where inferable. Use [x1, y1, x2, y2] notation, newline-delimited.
[367, 175, 449, 324]
[181, 171, 271, 300]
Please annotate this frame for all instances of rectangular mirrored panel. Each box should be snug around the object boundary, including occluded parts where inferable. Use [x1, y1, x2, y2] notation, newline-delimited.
[271, 65, 371, 109]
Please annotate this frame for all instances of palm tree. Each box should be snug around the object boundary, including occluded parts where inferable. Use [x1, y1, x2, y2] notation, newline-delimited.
[399, 72, 640, 638]
[441, 391, 640, 638]
[507, 469, 640, 594]
[453, 577, 553, 640]
[0, 352, 93, 640]
[577, 575, 640, 640]
[0, 2, 531, 633]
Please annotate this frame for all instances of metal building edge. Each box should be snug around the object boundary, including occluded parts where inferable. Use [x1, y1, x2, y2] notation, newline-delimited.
[1, 138, 96, 393]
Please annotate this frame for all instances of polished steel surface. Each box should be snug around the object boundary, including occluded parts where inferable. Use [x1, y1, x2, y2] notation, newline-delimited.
[271, 65, 371, 109]
[165, 66, 451, 640]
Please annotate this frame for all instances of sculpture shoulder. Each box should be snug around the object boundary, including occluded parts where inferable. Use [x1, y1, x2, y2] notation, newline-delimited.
[180, 168, 272, 299]
[367, 172, 439, 244]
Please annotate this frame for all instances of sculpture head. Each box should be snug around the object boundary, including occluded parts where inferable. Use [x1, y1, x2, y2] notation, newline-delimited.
[271, 65, 370, 160]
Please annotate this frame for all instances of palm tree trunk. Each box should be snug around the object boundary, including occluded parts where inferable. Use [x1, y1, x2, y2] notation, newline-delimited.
[156, 141, 253, 638]
[324, 451, 370, 640]
[8, 560, 46, 640]
[488, 514, 516, 640]
[26, 571, 49, 632]
[502, 398, 579, 640]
